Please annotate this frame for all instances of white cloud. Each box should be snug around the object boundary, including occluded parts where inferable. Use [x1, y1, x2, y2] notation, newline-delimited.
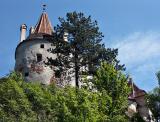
[112, 32, 160, 67]
[109, 31, 160, 91]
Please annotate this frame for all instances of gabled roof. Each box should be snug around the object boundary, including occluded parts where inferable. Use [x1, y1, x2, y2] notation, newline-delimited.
[34, 12, 54, 35]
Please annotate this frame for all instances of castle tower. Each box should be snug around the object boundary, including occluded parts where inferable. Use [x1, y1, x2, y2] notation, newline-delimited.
[127, 79, 154, 121]
[15, 11, 59, 85]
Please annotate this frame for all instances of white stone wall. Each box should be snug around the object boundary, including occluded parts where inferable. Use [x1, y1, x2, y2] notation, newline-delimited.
[135, 96, 154, 122]
[15, 38, 76, 86]
[15, 39, 56, 84]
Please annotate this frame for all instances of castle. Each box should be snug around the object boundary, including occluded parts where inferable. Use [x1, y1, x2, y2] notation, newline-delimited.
[15, 10, 154, 122]
[127, 78, 154, 122]
[15, 11, 75, 86]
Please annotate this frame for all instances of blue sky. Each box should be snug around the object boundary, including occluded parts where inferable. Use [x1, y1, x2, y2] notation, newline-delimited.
[0, 0, 160, 91]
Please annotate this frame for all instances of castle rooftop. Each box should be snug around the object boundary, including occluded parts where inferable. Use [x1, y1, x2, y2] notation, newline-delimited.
[34, 12, 54, 35]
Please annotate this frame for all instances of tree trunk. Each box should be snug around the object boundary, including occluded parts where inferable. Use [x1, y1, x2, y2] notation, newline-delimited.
[74, 52, 79, 88]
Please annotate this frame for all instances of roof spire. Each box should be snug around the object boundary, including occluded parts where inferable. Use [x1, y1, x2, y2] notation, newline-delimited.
[42, 4, 47, 12]
[33, 6, 54, 35]
[28, 4, 54, 38]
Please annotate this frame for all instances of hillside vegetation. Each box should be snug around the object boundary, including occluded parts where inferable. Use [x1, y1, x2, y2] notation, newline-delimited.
[0, 62, 130, 122]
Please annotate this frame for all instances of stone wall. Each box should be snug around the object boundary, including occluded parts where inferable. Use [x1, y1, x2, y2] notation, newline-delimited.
[15, 38, 76, 86]
[15, 39, 56, 84]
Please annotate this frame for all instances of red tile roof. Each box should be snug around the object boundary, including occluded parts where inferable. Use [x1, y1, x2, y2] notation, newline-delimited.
[34, 12, 53, 35]
[128, 80, 146, 100]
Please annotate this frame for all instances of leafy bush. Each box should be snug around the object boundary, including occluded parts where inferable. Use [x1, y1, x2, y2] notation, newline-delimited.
[0, 66, 130, 122]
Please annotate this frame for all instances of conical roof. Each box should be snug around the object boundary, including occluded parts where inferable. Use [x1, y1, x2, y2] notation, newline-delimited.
[34, 12, 54, 35]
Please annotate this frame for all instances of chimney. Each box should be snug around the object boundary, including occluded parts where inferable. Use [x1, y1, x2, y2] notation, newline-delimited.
[63, 31, 68, 42]
[20, 24, 27, 42]
[129, 77, 135, 98]
[29, 26, 35, 35]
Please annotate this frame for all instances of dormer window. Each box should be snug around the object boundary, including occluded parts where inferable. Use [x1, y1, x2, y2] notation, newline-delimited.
[40, 44, 44, 48]
[37, 53, 42, 62]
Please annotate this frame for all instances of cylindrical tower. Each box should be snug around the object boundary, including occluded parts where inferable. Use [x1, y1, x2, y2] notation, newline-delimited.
[15, 12, 56, 85]
[15, 12, 75, 86]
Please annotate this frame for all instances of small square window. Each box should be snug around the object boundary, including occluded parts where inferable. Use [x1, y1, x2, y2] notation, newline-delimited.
[37, 53, 42, 62]
[40, 44, 44, 48]
[55, 70, 61, 78]
[25, 72, 29, 77]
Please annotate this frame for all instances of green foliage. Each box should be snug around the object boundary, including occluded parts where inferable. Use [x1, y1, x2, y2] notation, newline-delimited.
[49, 11, 125, 87]
[146, 71, 160, 122]
[93, 62, 130, 121]
[130, 113, 145, 122]
[54, 87, 101, 122]
[0, 70, 130, 122]
[146, 87, 160, 122]
[0, 72, 36, 122]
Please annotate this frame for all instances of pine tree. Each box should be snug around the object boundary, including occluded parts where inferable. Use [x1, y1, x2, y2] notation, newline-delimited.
[48, 11, 124, 87]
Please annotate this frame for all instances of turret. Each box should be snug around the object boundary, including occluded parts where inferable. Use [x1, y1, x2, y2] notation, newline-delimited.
[15, 9, 75, 86]
[15, 12, 55, 85]
[20, 24, 27, 42]
[29, 26, 35, 35]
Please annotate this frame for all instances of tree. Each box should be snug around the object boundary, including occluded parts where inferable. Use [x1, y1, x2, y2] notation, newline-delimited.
[92, 62, 130, 121]
[0, 72, 36, 121]
[130, 113, 145, 122]
[0, 72, 102, 121]
[48, 11, 124, 87]
[147, 87, 160, 122]
[0, 72, 57, 121]
[0, 71, 130, 122]
[156, 71, 160, 87]
[53, 86, 102, 122]
[146, 71, 160, 122]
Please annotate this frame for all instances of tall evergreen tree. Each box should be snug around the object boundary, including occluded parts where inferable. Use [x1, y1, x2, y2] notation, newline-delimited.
[48, 12, 124, 87]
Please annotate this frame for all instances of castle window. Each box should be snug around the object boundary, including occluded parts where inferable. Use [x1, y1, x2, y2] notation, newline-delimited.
[25, 72, 29, 77]
[37, 53, 42, 62]
[55, 70, 61, 78]
[40, 44, 44, 48]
